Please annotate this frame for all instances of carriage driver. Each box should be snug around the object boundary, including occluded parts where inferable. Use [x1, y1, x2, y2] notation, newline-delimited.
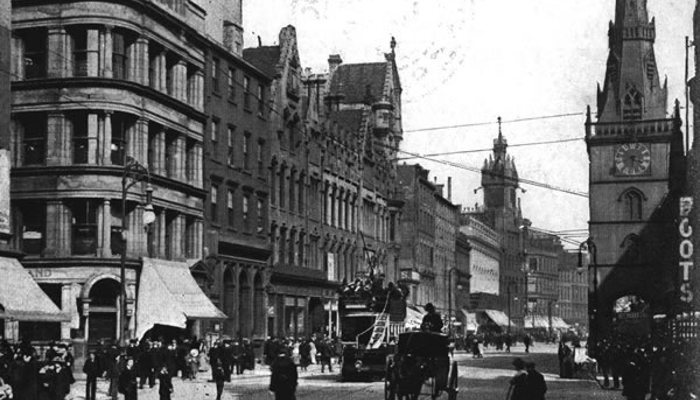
[421, 303, 444, 333]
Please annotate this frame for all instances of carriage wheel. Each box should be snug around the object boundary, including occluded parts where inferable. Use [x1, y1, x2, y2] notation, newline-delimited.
[447, 361, 459, 400]
[429, 376, 440, 400]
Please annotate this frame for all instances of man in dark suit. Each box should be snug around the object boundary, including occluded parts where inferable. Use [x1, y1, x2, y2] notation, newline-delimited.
[525, 362, 547, 400]
[269, 351, 298, 400]
[83, 352, 101, 400]
[421, 303, 444, 333]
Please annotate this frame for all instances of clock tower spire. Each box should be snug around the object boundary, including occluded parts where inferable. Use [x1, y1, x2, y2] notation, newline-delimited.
[585, 0, 684, 348]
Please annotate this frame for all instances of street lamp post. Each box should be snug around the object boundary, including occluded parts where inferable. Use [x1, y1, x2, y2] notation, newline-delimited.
[506, 281, 517, 335]
[119, 157, 155, 347]
[577, 237, 598, 342]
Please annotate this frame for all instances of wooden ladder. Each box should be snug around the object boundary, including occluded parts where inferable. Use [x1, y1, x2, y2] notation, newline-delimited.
[367, 313, 389, 349]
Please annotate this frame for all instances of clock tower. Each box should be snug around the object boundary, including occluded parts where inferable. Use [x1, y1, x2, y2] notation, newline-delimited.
[585, 0, 685, 343]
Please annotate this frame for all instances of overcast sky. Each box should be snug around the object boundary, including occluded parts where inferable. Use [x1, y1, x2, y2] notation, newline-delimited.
[243, 0, 694, 247]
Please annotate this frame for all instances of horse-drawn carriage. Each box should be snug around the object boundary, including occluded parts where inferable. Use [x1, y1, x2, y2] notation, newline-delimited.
[384, 331, 459, 400]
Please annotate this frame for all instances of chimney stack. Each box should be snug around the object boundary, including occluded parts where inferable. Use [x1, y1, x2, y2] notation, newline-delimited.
[328, 54, 343, 79]
[447, 177, 452, 202]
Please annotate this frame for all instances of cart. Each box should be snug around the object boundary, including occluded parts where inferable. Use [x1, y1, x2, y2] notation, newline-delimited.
[384, 331, 459, 400]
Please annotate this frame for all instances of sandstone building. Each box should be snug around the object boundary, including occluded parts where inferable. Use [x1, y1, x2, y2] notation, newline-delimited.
[244, 28, 404, 338]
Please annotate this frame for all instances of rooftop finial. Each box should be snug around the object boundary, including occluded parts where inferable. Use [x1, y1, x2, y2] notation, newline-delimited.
[497, 116, 503, 141]
[390, 36, 396, 54]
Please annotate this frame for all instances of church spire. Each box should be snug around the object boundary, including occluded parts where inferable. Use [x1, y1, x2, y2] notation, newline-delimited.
[493, 116, 507, 162]
[597, 0, 667, 122]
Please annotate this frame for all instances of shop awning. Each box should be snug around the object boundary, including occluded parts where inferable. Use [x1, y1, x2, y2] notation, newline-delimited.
[551, 317, 570, 330]
[460, 309, 478, 331]
[136, 258, 226, 338]
[524, 315, 550, 329]
[482, 309, 515, 328]
[0, 257, 67, 322]
[405, 305, 423, 330]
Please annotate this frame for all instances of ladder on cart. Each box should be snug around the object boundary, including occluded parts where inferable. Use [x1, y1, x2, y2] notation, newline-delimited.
[367, 313, 389, 349]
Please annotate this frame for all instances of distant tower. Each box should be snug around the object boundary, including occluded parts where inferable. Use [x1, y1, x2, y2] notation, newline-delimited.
[481, 117, 520, 214]
[585, 0, 684, 344]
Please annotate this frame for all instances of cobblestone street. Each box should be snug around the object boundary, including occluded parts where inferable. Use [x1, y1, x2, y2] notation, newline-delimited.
[67, 344, 622, 400]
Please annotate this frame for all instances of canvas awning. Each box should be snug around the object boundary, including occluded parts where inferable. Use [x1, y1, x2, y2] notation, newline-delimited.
[136, 258, 226, 338]
[0, 257, 68, 322]
[523, 315, 550, 329]
[482, 309, 515, 328]
[460, 309, 478, 331]
[551, 317, 570, 329]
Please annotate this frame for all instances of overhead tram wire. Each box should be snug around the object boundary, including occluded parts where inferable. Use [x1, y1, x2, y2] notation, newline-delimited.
[387, 145, 589, 198]
[402, 112, 584, 134]
[397, 137, 583, 160]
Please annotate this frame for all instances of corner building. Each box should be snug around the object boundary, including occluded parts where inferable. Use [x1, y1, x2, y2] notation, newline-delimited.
[8, 0, 225, 355]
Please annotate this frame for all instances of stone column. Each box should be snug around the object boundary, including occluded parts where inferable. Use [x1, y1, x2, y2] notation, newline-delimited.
[194, 143, 203, 188]
[175, 61, 188, 102]
[173, 214, 184, 259]
[11, 36, 24, 80]
[46, 112, 65, 166]
[155, 129, 166, 176]
[193, 219, 203, 259]
[47, 27, 67, 78]
[174, 135, 185, 181]
[60, 285, 72, 339]
[101, 26, 113, 78]
[97, 199, 111, 257]
[131, 205, 145, 256]
[132, 118, 148, 165]
[87, 113, 99, 164]
[157, 52, 167, 92]
[103, 111, 112, 165]
[86, 28, 100, 77]
[135, 38, 148, 86]
[156, 211, 166, 258]
[195, 70, 204, 110]
[127, 41, 137, 83]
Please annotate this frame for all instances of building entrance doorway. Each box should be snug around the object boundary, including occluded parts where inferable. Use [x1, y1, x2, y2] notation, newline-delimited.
[87, 278, 120, 345]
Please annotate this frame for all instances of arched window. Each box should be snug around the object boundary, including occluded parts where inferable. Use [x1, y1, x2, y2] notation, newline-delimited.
[618, 188, 646, 220]
[623, 84, 643, 120]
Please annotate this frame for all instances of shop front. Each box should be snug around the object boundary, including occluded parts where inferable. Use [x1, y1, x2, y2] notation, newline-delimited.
[0, 256, 68, 341]
[268, 282, 337, 339]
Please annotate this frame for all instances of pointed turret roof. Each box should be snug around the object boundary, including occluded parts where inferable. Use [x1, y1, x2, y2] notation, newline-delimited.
[597, 0, 667, 122]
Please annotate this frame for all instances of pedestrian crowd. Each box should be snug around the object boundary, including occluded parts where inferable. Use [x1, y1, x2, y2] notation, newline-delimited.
[585, 333, 698, 400]
[0, 340, 76, 400]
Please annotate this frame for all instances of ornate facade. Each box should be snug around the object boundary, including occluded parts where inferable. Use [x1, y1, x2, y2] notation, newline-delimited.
[244, 28, 403, 338]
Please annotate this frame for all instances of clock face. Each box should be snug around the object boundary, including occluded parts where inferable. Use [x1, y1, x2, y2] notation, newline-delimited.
[614, 143, 651, 176]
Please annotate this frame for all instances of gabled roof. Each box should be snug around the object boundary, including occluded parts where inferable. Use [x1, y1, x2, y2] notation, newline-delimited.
[329, 62, 387, 104]
[329, 109, 365, 132]
[242, 46, 282, 78]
